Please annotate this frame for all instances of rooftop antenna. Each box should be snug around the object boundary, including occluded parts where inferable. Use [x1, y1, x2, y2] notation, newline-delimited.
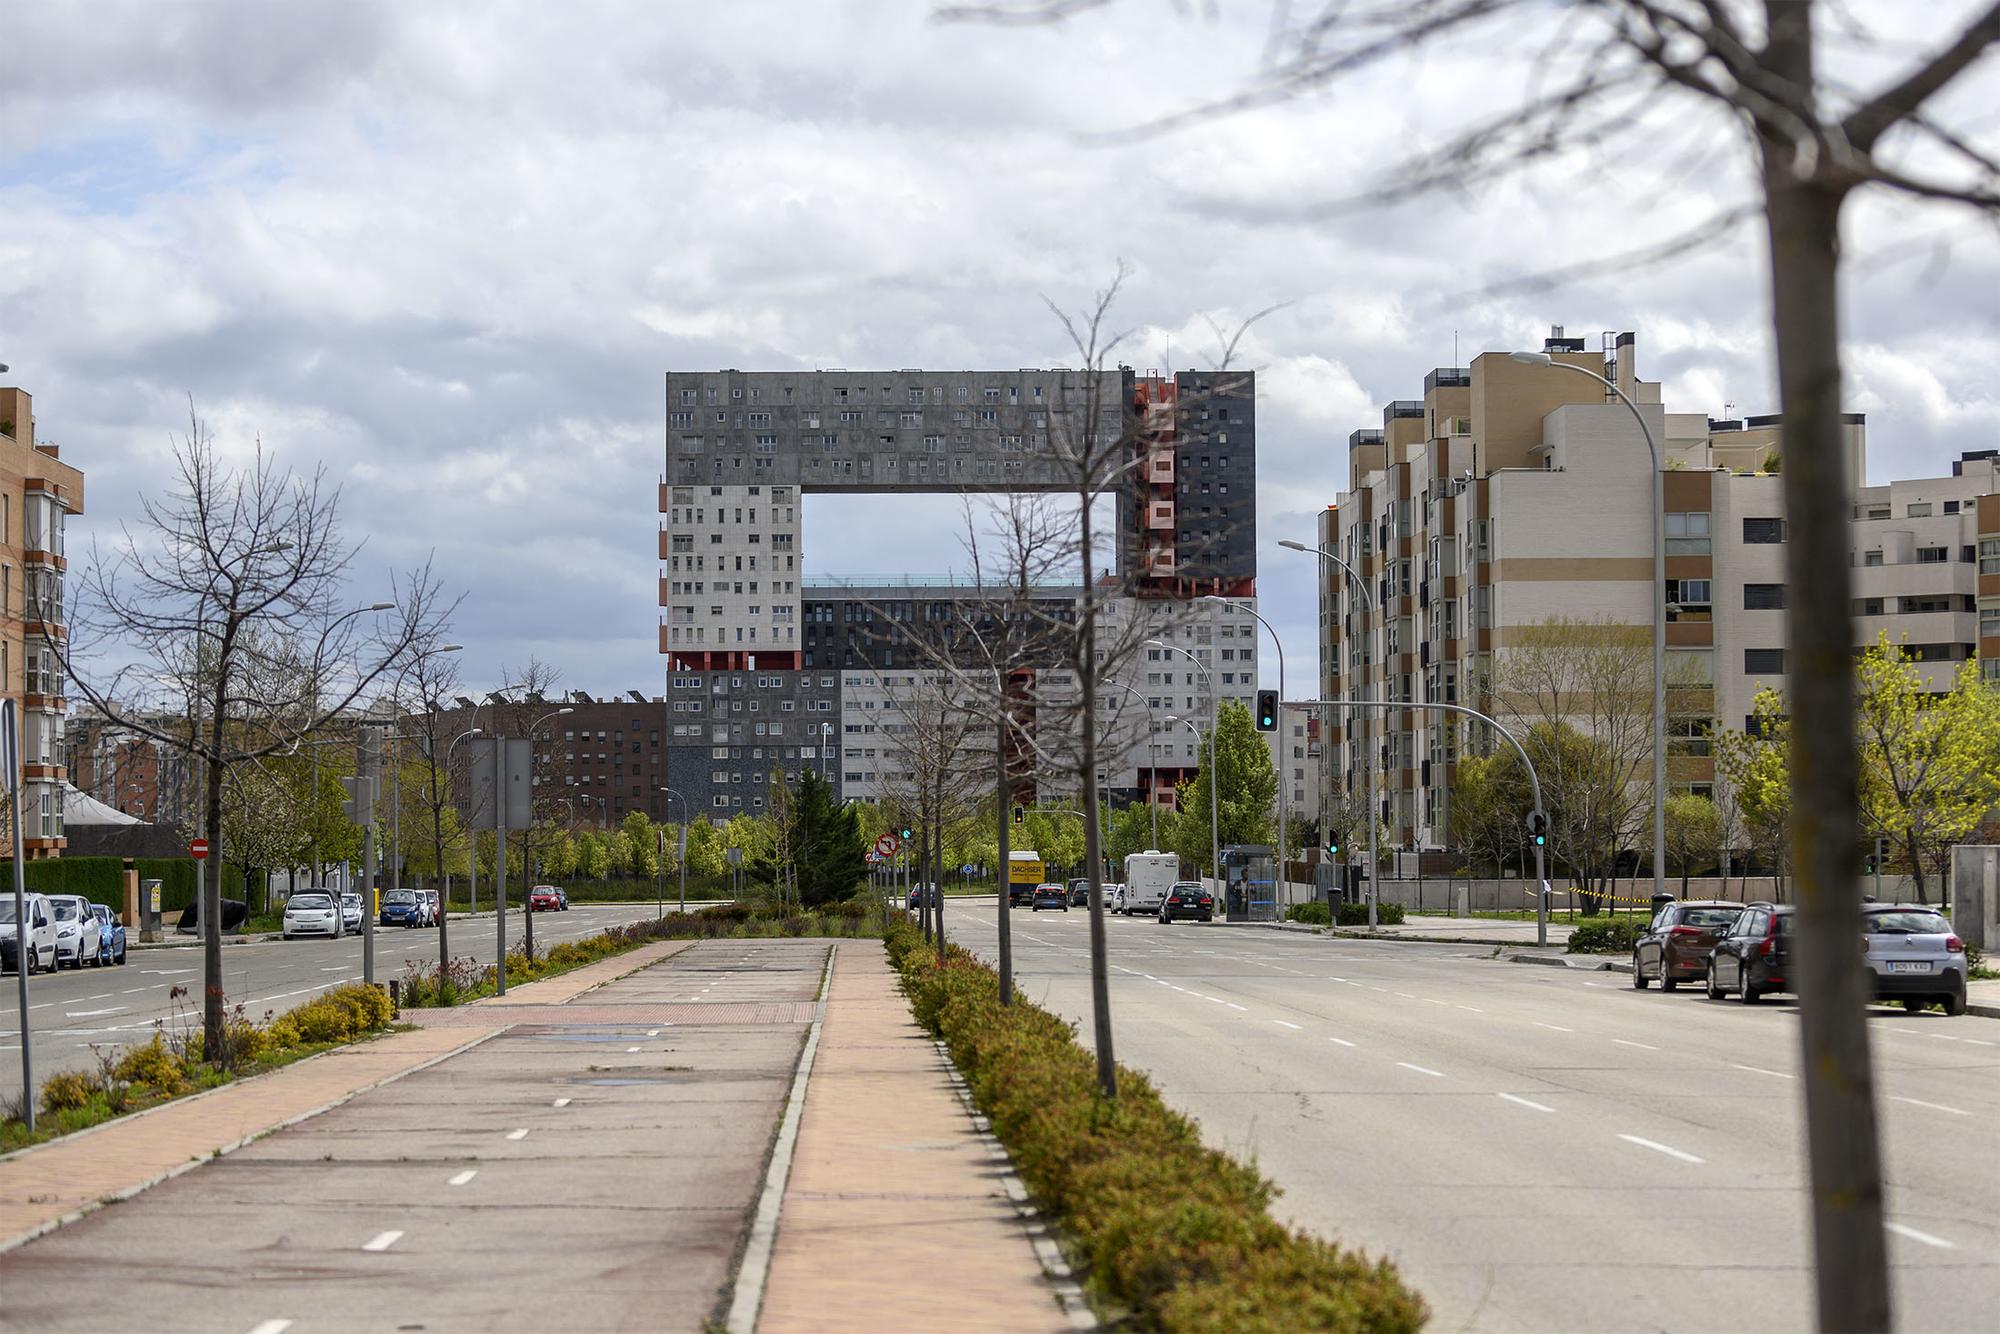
[1453, 330, 1458, 368]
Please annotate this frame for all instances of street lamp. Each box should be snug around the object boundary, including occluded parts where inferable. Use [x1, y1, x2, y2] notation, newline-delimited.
[1204, 596, 1290, 908]
[1102, 679, 1159, 851]
[1507, 350, 1667, 907]
[1147, 639, 1220, 889]
[522, 706, 576, 959]
[445, 727, 483, 914]
[660, 786, 687, 917]
[1280, 539, 1382, 928]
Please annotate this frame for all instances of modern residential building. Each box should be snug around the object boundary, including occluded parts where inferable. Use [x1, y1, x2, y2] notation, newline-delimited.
[0, 385, 83, 858]
[1309, 326, 1968, 855]
[660, 367, 1259, 818]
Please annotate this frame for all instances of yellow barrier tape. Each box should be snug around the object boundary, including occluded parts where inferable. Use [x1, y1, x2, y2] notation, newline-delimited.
[1518, 883, 1698, 909]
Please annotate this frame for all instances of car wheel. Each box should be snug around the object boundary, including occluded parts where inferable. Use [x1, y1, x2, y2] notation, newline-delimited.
[22, 947, 34, 976]
[1739, 969, 1759, 1004]
[1705, 960, 1725, 1000]
[119, 942, 128, 964]
[1944, 986, 1967, 1018]
[1901, 998, 1924, 1014]
[1660, 967, 1679, 993]
[1632, 953, 1649, 989]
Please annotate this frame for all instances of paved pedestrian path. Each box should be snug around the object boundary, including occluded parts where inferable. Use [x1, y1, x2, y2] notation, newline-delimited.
[758, 947, 1081, 1332]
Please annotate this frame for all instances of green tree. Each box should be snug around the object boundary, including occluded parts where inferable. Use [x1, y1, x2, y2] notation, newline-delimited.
[1023, 808, 1083, 876]
[1716, 689, 1793, 892]
[620, 809, 659, 880]
[1664, 792, 1723, 895]
[792, 768, 867, 907]
[574, 829, 609, 881]
[1102, 801, 1160, 865]
[685, 817, 727, 879]
[1170, 699, 1279, 875]
[1855, 637, 2000, 902]
[1447, 753, 1519, 896]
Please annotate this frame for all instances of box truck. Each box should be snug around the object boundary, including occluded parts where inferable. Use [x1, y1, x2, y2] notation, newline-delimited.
[1121, 852, 1178, 916]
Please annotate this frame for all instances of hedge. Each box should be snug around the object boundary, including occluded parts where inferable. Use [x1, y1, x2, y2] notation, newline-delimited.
[23, 856, 242, 912]
[1566, 917, 1641, 955]
[884, 922, 1425, 1331]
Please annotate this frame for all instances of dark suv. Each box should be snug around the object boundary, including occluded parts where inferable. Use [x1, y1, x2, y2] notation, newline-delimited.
[1706, 902, 1792, 1003]
[1157, 882, 1214, 924]
[1633, 901, 1742, 991]
[1067, 878, 1091, 907]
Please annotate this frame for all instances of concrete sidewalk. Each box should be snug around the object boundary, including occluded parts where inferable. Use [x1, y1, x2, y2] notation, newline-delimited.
[0, 937, 690, 1252]
[757, 947, 1084, 1332]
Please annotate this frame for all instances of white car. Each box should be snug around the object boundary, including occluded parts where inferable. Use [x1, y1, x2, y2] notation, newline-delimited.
[339, 892, 363, 934]
[283, 892, 343, 940]
[48, 894, 102, 969]
[1107, 883, 1129, 913]
[0, 892, 57, 974]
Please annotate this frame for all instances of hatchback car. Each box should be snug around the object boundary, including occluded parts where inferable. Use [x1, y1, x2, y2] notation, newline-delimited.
[48, 894, 102, 969]
[1158, 882, 1215, 924]
[0, 893, 57, 974]
[339, 892, 363, 934]
[283, 892, 342, 940]
[1067, 878, 1091, 908]
[1706, 902, 1792, 1003]
[906, 883, 939, 912]
[1031, 883, 1068, 912]
[529, 885, 566, 912]
[88, 904, 128, 966]
[1633, 900, 1741, 991]
[1862, 904, 1967, 1015]
[380, 888, 426, 928]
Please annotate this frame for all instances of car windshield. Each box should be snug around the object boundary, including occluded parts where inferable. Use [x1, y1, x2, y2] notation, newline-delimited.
[291, 895, 332, 909]
[342, 894, 359, 904]
[1865, 909, 1951, 935]
[1682, 908, 1740, 929]
[51, 901, 81, 921]
[0, 902, 17, 923]
[386, 890, 417, 903]
[90, 906, 112, 922]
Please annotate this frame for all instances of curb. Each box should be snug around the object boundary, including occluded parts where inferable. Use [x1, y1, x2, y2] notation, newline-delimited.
[1507, 951, 1627, 972]
[725, 941, 836, 1334]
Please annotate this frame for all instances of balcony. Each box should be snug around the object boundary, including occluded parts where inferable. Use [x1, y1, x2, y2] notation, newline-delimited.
[1146, 501, 1175, 530]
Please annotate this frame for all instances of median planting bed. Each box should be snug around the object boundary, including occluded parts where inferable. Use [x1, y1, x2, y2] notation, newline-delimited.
[1, 983, 396, 1152]
[884, 922, 1425, 1332]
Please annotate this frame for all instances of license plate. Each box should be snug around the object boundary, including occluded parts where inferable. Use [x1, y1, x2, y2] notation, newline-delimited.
[1887, 961, 1931, 974]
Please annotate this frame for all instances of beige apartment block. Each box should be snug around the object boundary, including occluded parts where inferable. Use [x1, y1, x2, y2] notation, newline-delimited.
[0, 385, 84, 857]
[1313, 326, 1921, 856]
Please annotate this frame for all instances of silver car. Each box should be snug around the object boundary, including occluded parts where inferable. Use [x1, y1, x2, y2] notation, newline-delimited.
[48, 894, 103, 969]
[1863, 904, 1966, 1015]
[283, 892, 342, 940]
[340, 892, 363, 934]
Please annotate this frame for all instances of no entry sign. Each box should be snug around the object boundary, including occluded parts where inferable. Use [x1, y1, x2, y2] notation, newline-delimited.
[189, 837, 210, 861]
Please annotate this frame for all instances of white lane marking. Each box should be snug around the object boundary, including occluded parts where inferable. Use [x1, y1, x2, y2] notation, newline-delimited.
[1731, 1063, 1795, 1080]
[1271, 1020, 1302, 1030]
[1891, 1096, 1970, 1117]
[553, 1097, 572, 1108]
[247, 1321, 295, 1334]
[1369, 987, 1389, 993]
[64, 1007, 125, 1018]
[626, 1046, 641, 1052]
[1422, 997, 1450, 1007]
[1891, 1027, 1925, 1036]
[1327, 1037, 1356, 1048]
[143, 969, 195, 976]
[1618, 1134, 1704, 1164]
[1394, 992, 1417, 1000]
[448, 1170, 477, 1186]
[647, 1029, 660, 1037]
[1498, 1092, 1555, 1113]
[1396, 1062, 1445, 1078]
[505, 1128, 529, 1140]
[86, 992, 113, 1000]
[320, 966, 349, 973]
[1225, 1002, 1247, 1011]
[1533, 1022, 1573, 1033]
[361, 1230, 403, 1252]
[1886, 1221, 1956, 1250]
[1455, 1005, 1484, 1013]
[1612, 1039, 1660, 1051]
[1962, 1038, 1994, 1047]
[121, 987, 148, 995]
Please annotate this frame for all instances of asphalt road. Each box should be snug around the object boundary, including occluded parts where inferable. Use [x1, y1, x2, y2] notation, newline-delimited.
[1, 904, 672, 1094]
[0, 938, 824, 1333]
[951, 898, 2000, 1332]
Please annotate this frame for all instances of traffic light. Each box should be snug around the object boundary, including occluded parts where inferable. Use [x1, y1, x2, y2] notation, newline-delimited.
[1255, 690, 1278, 732]
[1327, 839, 1341, 861]
[900, 825, 913, 841]
[1525, 810, 1548, 847]
[1012, 804, 1025, 827]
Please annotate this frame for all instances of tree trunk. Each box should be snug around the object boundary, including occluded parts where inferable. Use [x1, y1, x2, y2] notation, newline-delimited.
[1906, 828, 1926, 903]
[201, 692, 228, 1065]
[1077, 449, 1115, 1100]
[1759, 7, 1889, 1321]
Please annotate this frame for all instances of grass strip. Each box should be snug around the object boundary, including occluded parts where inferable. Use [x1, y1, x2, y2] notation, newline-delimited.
[884, 922, 1426, 1332]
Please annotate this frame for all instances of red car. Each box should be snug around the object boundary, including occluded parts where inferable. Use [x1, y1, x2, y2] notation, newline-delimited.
[1631, 900, 1742, 991]
[529, 885, 568, 912]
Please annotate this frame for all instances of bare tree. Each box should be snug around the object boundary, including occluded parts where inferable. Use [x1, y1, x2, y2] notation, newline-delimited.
[398, 643, 467, 975]
[952, 0, 2000, 1318]
[55, 414, 453, 1061]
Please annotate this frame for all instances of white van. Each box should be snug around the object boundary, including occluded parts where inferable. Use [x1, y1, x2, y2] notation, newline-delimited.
[1121, 852, 1179, 916]
[0, 893, 58, 974]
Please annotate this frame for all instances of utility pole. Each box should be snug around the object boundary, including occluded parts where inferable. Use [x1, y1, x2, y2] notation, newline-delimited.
[996, 715, 1013, 1005]
[344, 727, 382, 986]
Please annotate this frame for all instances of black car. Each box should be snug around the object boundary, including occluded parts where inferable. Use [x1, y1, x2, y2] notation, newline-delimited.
[1706, 902, 1792, 1003]
[1031, 883, 1068, 912]
[1008, 881, 1036, 907]
[1067, 878, 1091, 908]
[1157, 882, 1214, 924]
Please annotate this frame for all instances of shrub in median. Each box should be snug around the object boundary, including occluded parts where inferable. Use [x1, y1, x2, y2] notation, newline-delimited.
[1335, 901, 1405, 927]
[1286, 901, 1332, 926]
[884, 922, 1425, 1331]
[1566, 917, 1641, 955]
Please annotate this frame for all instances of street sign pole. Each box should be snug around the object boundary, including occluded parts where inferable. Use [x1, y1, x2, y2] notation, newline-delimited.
[4, 701, 33, 1131]
[359, 727, 380, 988]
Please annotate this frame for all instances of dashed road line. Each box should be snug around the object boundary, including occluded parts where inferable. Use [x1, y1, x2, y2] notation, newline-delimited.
[1731, 1063, 1795, 1080]
[505, 1128, 529, 1140]
[1612, 1039, 1659, 1051]
[1533, 1022, 1573, 1033]
[1886, 1222, 1956, 1250]
[1891, 1095, 1969, 1117]
[1271, 1020, 1302, 1030]
[246, 1321, 295, 1334]
[1618, 1134, 1703, 1164]
[1498, 1092, 1555, 1113]
[448, 1170, 477, 1186]
[553, 1097, 572, 1108]
[361, 1230, 404, 1252]
[1396, 1062, 1445, 1078]
[1327, 1037, 1356, 1048]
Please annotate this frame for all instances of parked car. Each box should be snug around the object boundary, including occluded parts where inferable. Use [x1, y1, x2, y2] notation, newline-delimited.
[1706, 902, 1793, 1003]
[1158, 882, 1215, 924]
[284, 892, 342, 940]
[48, 894, 102, 969]
[1031, 883, 1068, 912]
[88, 904, 128, 966]
[1862, 904, 1967, 1015]
[423, 889, 442, 924]
[380, 888, 426, 928]
[529, 885, 567, 912]
[1632, 900, 1742, 991]
[1007, 880, 1036, 908]
[339, 892, 363, 934]
[0, 893, 57, 974]
[1067, 878, 1091, 908]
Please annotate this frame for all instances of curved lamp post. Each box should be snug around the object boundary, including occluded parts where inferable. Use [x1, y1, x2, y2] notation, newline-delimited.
[1148, 640, 1220, 885]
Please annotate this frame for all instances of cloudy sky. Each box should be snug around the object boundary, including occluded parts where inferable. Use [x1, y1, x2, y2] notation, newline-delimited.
[5, 0, 1997, 700]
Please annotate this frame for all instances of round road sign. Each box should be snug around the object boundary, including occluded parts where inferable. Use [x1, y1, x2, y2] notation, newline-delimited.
[189, 837, 210, 861]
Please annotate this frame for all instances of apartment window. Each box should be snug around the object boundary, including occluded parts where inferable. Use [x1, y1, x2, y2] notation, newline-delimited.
[1858, 597, 1885, 616]
[1664, 511, 1710, 555]
[1917, 546, 1948, 564]
[1667, 648, 1715, 686]
[1744, 648, 1786, 675]
[1980, 606, 2000, 638]
[1742, 517, 1785, 544]
[1982, 539, 2000, 575]
[1743, 583, 1786, 610]
[1666, 579, 1711, 619]
[1984, 659, 2000, 685]
[1668, 716, 1714, 757]
[1863, 550, 1884, 567]
[1907, 502, 1933, 518]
